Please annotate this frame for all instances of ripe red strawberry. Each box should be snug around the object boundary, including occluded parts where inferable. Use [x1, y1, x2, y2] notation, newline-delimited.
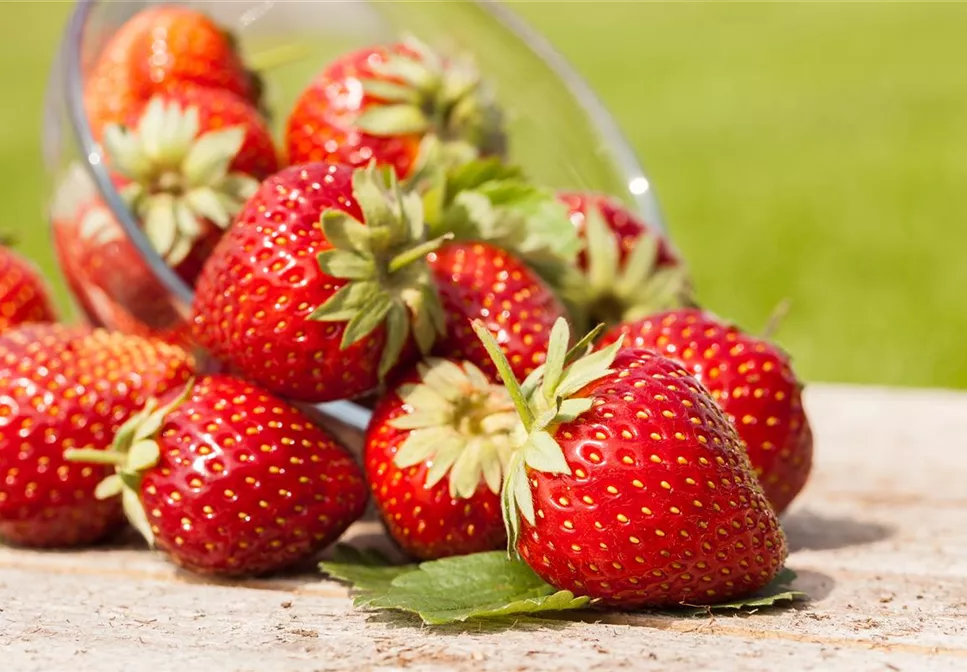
[84, 5, 260, 139]
[474, 318, 787, 608]
[557, 192, 692, 330]
[285, 39, 505, 179]
[67, 374, 368, 576]
[52, 196, 181, 334]
[427, 242, 567, 382]
[598, 308, 813, 514]
[192, 163, 447, 403]
[0, 325, 193, 547]
[0, 242, 56, 332]
[365, 358, 517, 559]
[102, 88, 278, 287]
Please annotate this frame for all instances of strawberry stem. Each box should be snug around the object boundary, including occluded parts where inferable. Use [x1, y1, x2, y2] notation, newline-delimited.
[471, 319, 535, 432]
[63, 448, 125, 466]
[762, 298, 792, 340]
[247, 41, 313, 73]
[565, 323, 606, 366]
[387, 233, 454, 273]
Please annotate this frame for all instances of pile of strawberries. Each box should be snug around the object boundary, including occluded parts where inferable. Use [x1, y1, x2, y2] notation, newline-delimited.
[2, 5, 813, 610]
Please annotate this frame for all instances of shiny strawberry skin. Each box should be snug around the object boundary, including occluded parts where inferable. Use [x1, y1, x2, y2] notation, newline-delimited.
[559, 191, 680, 271]
[0, 325, 193, 547]
[364, 366, 505, 560]
[285, 44, 423, 178]
[139, 375, 368, 576]
[599, 309, 813, 514]
[518, 349, 786, 608]
[84, 5, 257, 139]
[0, 247, 56, 332]
[427, 242, 567, 382]
[192, 163, 396, 403]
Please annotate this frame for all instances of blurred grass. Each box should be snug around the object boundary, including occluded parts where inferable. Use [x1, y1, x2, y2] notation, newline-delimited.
[1, 1, 964, 389]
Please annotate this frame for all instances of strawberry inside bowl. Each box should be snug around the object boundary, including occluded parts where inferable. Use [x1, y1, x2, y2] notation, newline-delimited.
[42, 0, 666, 431]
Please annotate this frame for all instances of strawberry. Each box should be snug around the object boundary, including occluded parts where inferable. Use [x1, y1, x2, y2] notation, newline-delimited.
[66, 374, 368, 576]
[557, 192, 692, 330]
[0, 241, 56, 332]
[365, 358, 517, 559]
[102, 88, 278, 287]
[53, 196, 182, 333]
[84, 5, 260, 139]
[427, 242, 568, 382]
[404, 144, 582, 296]
[474, 318, 787, 608]
[0, 325, 193, 547]
[598, 308, 813, 514]
[285, 39, 505, 179]
[192, 163, 447, 403]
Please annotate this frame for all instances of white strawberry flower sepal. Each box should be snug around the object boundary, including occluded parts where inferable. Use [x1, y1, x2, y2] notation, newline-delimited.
[564, 204, 694, 329]
[104, 96, 259, 267]
[387, 358, 522, 500]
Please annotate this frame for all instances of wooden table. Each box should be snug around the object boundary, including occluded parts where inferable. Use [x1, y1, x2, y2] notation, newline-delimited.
[1, 383, 965, 671]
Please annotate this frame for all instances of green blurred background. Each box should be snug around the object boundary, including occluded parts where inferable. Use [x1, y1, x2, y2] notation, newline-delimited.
[2, 2, 964, 389]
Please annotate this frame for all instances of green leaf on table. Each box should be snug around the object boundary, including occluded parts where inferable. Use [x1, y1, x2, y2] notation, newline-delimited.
[323, 547, 806, 625]
[674, 567, 808, 615]
[322, 544, 408, 604]
[320, 548, 590, 625]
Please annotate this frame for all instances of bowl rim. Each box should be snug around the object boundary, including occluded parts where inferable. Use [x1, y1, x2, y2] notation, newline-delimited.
[64, 0, 195, 310]
[59, 0, 664, 431]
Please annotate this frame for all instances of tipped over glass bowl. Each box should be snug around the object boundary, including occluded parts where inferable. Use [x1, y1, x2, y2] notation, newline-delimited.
[43, 0, 665, 430]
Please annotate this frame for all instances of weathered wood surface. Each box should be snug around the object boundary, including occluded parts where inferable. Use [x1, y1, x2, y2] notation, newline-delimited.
[1, 383, 965, 671]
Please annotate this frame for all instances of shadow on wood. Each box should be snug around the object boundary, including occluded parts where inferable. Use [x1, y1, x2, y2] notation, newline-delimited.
[789, 567, 836, 601]
[782, 510, 894, 552]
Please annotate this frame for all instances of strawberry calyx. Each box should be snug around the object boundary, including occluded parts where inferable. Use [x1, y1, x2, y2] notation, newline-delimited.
[568, 205, 693, 329]
[405, 136, 580, 289]
[103, 96, 261, 266]
[64, 383, 194, 546]
[355, 37, 505, 159]
[388, 358, 522, 498]
[471, 318, 624, 554]
[308, 164, 449, 379]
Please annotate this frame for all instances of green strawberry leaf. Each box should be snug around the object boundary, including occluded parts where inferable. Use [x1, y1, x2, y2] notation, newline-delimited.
[323, 544, 405, 591]
[446, 157, 524, 194]
[322, 546, 806, 625]
[673, 568, 807, 616]
[320, 548, 590, 625]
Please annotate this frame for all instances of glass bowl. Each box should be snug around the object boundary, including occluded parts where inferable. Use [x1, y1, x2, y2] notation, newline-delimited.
[43, 0, 665, 432]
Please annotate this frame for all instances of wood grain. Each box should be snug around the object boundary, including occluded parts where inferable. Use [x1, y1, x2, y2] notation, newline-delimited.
[2, 383, 965, 671]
